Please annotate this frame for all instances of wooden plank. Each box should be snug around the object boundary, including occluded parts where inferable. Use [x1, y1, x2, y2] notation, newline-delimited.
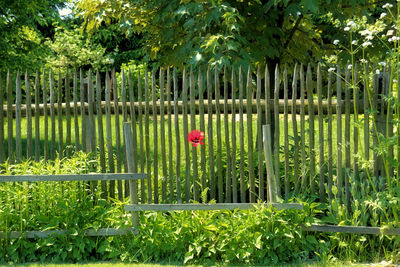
[145, 69, 152, 203]
[0, 74, 4, 162]
[167, 68, 174, 202]
[363, 64, 370, 164]
[0, 173, 145, 182]
[106, 70, 116, 199]
[152, 68, 159, 204]
[112, 69, 122, 200]
[263, 124, 277, 202]
[73, 69, 79, 152]
[34, 71, 40, 161]
[0, 228, 137, 239]
[43, 70, 48, 160]
[123, 122, 139, 227]
[246, 67, 255, 203]
[89, 69, 96, 152]
[174, 68, 182, 203]
[239, 66, 245, 202]
[256, 66, 263, 200]
[207, 67, 215, 200]
[224, 67, 231, 202]
[15, 70, 22, 162]
[215, 68, 223, 203]
[96, 70, 107, 198]
[182, 67, 190, 202]
[160, 68, 168, 202]
[344, 65, 351, 211]
[128, 70, 138, 198]
[353, 64, 360, 191]
[57, 70, 63, 157]
[317, 63, 325, 202]
[190, 68, 199, 201]
[65, 70, 71, 154]
[80, 69, 87, 152]
[231, 68, 237, 203]
[50, 70, 56, 159]
[121, 70, 128, 196]
[125, 203, 304, 212]
[137, 71, 146, 202]
[264, 66, 270, 201]
[283, 66, 289, 198]
[291, 64, 299, 193]
[386, 68, 393, 178]
[327, 70, 333, 200]
[198, 68, 206, 201]
[302, 224, 400, 236]
[300, 65, 306, 190]
[6, 70, 13, 163]
[306, 64, 315, 193]
[274, 65, 281, 196]
[336, 65, 343, 200]
[25, 71, 33, 158]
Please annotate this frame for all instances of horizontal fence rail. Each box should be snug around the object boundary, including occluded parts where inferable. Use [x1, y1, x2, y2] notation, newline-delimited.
[0, 64, 396, 209]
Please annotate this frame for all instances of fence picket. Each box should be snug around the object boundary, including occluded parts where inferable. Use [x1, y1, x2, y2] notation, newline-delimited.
[207, 67, 215, 200]
[215, 68, 223, 203]
[43, 70, 48, 160]
[306, 64, 315, 194]
[34, 71, 40, 161]
[6, 70, 13, 163]
[145, 70, 152, 203]
[256, 66, 264, 200]
[137, 71, 146, 202]
[300, 65, 306, 190]
[73, 70, 79, 152]
[344, 65, 351, 212]
[80, 69, 87, 153]
[182, 68, 190, 202]
[174, 68, 182, 203]
[336, 65, 343, 200]
[198, 68, 206, 201]
[327, 71, 333, 200]
[96, 70, 107, 198]
[317, 64, 325, 203]
[283, 66, 289, 198]
[15, 71, 22, 163]
[190, 68, 199, 202]
[167, 68, 174, 202]
[292, 64, 299, 193]
[26, 71, 33, 158]
[112, 69, 123, 200]
[239, 66, 245, 203]
[65, 71, 71, 155]
[224, 67, 231, 202]
[128, 69, 138, 199]
[231, 68, 237, 203]
[57, 70, 63, 157]
[105, 70, 115, 199]
[160, 68, 168, 202]
[152, 69, 159, 203]
[50, 70, 56, 160]
[274, 65, 280, 197]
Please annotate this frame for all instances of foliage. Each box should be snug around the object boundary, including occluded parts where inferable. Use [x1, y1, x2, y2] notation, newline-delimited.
[75, 0, 370, 68]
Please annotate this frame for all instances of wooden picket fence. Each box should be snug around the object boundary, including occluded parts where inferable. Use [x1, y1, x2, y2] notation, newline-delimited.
[0, 63, 395, 206]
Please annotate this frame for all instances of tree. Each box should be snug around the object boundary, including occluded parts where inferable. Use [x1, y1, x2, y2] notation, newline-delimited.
[76, 0, 370, 68]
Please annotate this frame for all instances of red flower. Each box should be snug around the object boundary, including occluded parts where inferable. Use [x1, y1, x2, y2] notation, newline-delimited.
[188, 129, 205, 147]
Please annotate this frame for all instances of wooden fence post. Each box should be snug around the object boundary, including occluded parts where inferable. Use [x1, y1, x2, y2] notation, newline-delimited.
[123, 122, 139, 227]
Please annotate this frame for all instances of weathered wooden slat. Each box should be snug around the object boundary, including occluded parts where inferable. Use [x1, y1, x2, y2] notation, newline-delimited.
[246, 67, 255, 203]
[137, 71, 146, 202]
[239, 66, 245, 202]
[198, 68, 206, 201]
[50, 70, 56, 159]
[306, 64, 315, 193]
[283, 67, 289, 198]
[105, 70, 116, 199]
[65, 70, 71, 154]
[336, 65, 343, 200]
[215, 68, 223, 202]
[34, 71, 40, 161]
[274, 65, 281, 196]
[182, 67, 190, 202]
[80, 68, 87, 152]
[25, 71, 33, 158]
[73, 69, 79, 152]
[190, 68, 199, 201]
[0, 74, 4, 162]
[43, 70, 48, 160]
[327, 71, 333, 200]
[125, 203, 304, 212]
[145, 70, 152, 203]
[363, 64, 370, 164]
[0, 228, 137, 239]
[57, 70, 63, 157]
[167, 68, 174, 202]
[263, 124, 277, 203]
[6, 70, 13, 163]
[231, 68, 237, 203]
[300, 65, 306, 190]
[224, 67, 231, 202]
[344, 65, 351, 211]
[256, 66, 264, 200]
[15, 71, 22, 162]
[291, 64, 299, 193]
[353, 64, 360, 191]
[89, 69, 96, 152]
[160, 68, 168, 202]
[207, 67, 215, 200]
[174, 68, 182, 203]
[152, 69, 159, 204]
[123, 122, 139, 227]
[317, 64, 325, 202]
[0, 173, 145, 182]
[302, 224, 400, 236]
[122, 71, 129, 197]
[96, 70, 107, 198]
[112, 69, 123, 200]
[127, 70, 137, 198]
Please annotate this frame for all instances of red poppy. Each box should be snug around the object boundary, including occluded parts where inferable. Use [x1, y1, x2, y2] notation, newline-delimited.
[188, 129, 205, 147]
